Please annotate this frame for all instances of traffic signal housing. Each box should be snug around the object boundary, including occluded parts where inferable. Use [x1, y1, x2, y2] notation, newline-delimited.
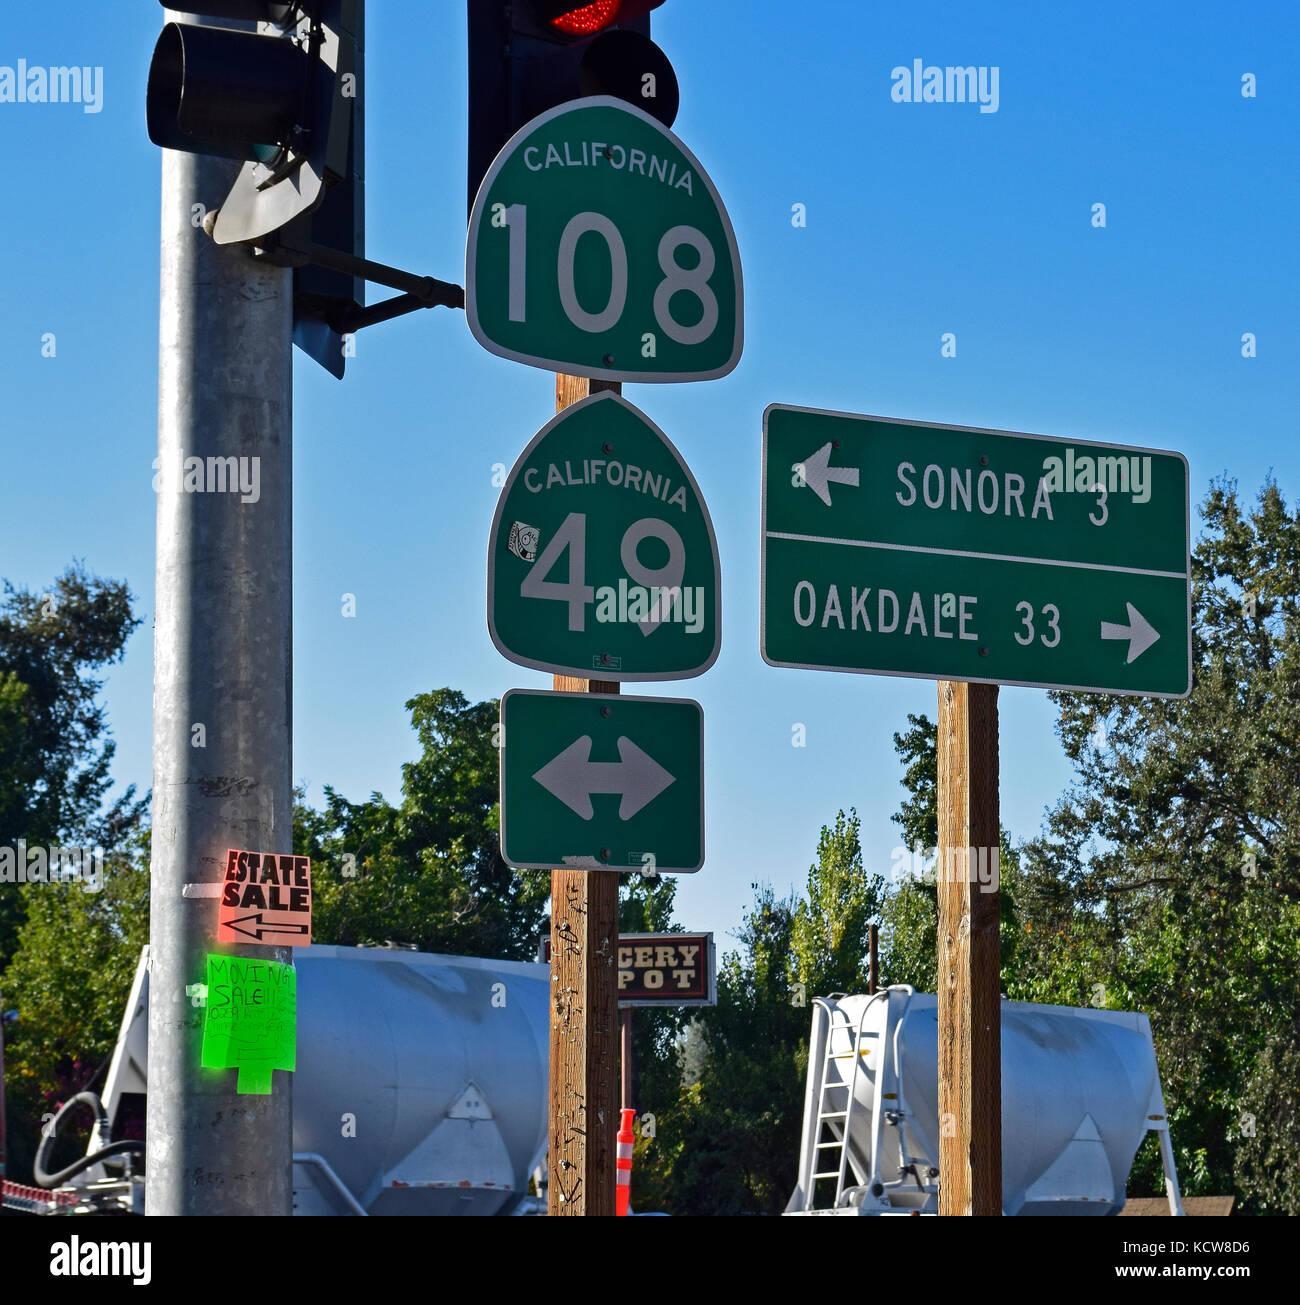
[147, 1, 365, 377]
[146, 0, 360, 247]
[467, 0, 679, 211]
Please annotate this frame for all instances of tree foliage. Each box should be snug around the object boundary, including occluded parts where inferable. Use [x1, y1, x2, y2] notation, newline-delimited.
[874, 479, 1300, 1214]
[634, 811, 882, 1214]
[0, 565, 144, 969]
[1, 829, 151, 1183]
[295, 688, 549, 959]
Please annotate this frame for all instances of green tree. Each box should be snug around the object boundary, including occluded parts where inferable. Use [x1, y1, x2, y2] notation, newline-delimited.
[878, 479, 1300, 1213]
[295, 688, 549, 959]
[792, 809, 885, 997]
[1015, 478, 1300, 1212]
[637, 811, 882, 1214]
[0, 828, 151, 1183]
[0, 565, 144, 969]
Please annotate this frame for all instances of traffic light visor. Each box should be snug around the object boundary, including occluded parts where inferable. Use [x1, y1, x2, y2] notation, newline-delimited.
[147, 22, 309, 160]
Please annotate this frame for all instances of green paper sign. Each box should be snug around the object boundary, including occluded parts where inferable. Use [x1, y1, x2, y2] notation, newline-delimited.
[200, 954, 296, 1095]
[488, 393, 721, 680]
[466, 97, 743, 382]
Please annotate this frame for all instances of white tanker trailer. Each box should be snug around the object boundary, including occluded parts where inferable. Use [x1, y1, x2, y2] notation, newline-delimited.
[786, 987, 1185, 1216]
[19, 945, 550, 1216]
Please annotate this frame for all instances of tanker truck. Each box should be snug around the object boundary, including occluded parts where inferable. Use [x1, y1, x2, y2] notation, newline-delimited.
[5, 944, 550, 1216]
[786, 987, 1185, 1216]
[7, 958, 1185, 1218]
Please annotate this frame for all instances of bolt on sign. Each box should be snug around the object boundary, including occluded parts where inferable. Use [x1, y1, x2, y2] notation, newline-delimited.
[618, 932, 716, 1007]
[466, 96, 743, 382]
[499, 688, 703, 873]
[489, 392, 721, 680]
[761, 405, 1192, 697]
[200, 954, 296, 1095]
[218, 849, 312, 946]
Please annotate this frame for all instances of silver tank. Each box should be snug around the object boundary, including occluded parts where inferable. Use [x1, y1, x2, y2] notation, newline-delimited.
[97, 945, 549, 1215]
[788, 988, 1183, 1216]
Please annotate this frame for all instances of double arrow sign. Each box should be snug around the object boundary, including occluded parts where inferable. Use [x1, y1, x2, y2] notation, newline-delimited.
[765, 406, 1192, 697]
[500, 689, 704, 874]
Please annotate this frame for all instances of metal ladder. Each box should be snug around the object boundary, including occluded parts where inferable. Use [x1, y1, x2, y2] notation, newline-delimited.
[806, 996, 874, 1207]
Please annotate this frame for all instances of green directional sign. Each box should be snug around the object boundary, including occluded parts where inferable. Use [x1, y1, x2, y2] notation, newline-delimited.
[466, 96, 742, 383]
[489, 392, 720, 681]
[762, 405, 1192, 697]
[500, 689, 703, 874]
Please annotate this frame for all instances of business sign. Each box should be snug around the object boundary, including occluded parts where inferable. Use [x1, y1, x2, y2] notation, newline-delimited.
[466, 97, 742, 383]
[488, 392, 721, 680]
[217, 849, 312, 946]
[500, 688, 703, 874]
[618, 932, 716, 1007]
[761, 405, 1192, 697]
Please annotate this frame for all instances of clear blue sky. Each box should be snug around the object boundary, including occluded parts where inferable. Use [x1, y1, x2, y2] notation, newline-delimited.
[1, 2, 1296, 952]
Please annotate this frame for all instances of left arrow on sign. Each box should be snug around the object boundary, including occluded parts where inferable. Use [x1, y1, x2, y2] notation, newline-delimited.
[794, 442, 860, 507]
[533, 735, 675, 821]
[223, 913, 310, 943]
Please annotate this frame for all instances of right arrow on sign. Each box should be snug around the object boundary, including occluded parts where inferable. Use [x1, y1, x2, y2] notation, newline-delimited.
[533, 735, 675, 821]
[1100, 602, 1161, 663]
[794, 443, 860, 506]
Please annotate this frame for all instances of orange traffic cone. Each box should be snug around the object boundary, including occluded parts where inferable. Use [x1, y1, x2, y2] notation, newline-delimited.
[616, 1108, 636, 1216]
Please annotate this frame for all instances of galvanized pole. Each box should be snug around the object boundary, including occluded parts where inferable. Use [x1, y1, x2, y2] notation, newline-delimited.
[145, 9, 294, 1217]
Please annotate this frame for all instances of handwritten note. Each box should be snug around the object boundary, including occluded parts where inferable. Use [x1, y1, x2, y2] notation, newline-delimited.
[200, 954, 296, 1094]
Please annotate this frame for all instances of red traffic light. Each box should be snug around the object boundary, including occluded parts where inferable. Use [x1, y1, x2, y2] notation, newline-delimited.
[542, 1, 664, 38]
[550, 1, 620, 34]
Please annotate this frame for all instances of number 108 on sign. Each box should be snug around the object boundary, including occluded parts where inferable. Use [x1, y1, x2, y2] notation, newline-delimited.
[466, 97, 743, 384]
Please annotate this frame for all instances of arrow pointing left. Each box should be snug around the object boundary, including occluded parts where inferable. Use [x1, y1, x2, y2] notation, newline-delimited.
[533, 734, 675, 821]
[223, 913, 310, 943]
[794, 442, 860, 506]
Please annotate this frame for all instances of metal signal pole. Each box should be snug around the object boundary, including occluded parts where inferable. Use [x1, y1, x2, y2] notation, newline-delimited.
[145, 10, 294, 1216]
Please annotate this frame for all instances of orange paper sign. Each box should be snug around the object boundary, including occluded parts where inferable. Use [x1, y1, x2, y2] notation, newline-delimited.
[217, 849, 312, 946]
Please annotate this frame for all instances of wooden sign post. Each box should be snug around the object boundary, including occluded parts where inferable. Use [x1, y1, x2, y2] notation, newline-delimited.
[936, 680, 1002, 1216]
[547, 374, 621, 1217]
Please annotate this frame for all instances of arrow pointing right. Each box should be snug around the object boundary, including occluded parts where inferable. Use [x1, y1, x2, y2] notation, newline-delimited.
[1100, 602, 1161, 663]
[794, 442, 859, 507]
[533, 735, 675, 821]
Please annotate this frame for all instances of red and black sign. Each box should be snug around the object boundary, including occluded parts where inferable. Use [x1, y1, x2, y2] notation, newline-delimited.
[617, 932, 715, 1007]
[217, 849, 312, 947]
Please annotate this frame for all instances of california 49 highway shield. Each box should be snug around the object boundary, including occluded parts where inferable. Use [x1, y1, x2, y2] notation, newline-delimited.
[488, 392, 721, 681]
